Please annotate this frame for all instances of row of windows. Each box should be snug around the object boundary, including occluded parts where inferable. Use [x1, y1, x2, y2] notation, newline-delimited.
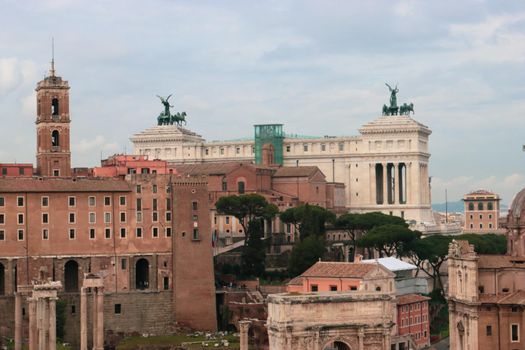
[469, 214, 493, 220]
[401, 303, 426, 312]
[467, 202, 495, 211]
[486, 324, 520, 342]
[0, 211, 172, 225]
[310, 284, 358, 292]
[400, 314, 427, 326]
[0, 227, 174, 241]
[469, 223, 493, 229]
[0, 195, 177, 208]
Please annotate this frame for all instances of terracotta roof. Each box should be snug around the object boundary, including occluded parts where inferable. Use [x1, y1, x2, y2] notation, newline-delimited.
[171, 162, 252, 176]
[466, 189, 497, 196]
[479, 291, 525, 305]
[397, 294, 430, 305]
[300, 261, 388, 279]
[478, 255, 525, 269]
[273, 166, 321, 178]
[0, 178, 131, 193]
[287, 276, 304, 286]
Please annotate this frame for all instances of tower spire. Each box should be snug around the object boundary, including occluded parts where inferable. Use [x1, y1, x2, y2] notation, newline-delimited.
[50, 37, 55, 77]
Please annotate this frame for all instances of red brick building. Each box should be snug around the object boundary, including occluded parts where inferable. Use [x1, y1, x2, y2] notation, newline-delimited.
[0, 64, 217, 348]
[463, 190, 501, 233]
[0, 164, 33, 177]
[396, 294, 430, 349]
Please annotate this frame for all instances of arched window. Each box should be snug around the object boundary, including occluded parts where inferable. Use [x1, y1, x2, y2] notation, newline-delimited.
[51, 98, 59, 116]
[478, 202, 484, 211]
[0, 263, 4, 295]
[136, 258, 149, 290]
[468, 203, 474, 211]
[237, 181, 245, 194]
[324, 341, 351, 350]
[487, 202, 494, 210]
[51, 130, 60, 147]
[64, 260, 79, 292]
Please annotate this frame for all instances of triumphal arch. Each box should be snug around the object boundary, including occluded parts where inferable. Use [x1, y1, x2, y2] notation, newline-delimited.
[267, 292, 395, 350]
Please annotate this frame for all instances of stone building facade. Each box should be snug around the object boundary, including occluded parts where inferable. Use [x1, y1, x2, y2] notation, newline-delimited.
[267, 292, 395, 350]
[131, 113, 435, 228]
[0, 64, 217, 348]
[463, 190, 501, 233]
[448, 187, 525, 350]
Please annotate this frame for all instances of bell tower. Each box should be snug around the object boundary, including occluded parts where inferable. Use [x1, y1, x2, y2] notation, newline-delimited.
[35, 54, 71, 177]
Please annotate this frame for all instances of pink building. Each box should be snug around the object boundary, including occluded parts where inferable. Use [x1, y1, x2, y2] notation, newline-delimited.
[0, 164, 33, 177]
[396, 294, 430, 349]
[92, 154, 172, 177]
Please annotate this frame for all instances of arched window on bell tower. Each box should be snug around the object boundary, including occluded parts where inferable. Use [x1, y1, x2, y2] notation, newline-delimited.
[51, 130, 60, 147]
[51, 98, 59, 116]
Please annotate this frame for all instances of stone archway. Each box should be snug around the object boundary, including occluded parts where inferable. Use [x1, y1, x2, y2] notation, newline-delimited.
[135, 258, 150, 290]
[323, 340, 351, 350]
[64, 260, 79, 292]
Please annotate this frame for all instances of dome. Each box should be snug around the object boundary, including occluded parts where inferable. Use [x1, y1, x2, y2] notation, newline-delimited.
[508, 188, 525, 226]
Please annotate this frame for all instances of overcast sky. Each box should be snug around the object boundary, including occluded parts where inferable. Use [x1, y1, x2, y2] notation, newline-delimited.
[1, 0, 524, 204]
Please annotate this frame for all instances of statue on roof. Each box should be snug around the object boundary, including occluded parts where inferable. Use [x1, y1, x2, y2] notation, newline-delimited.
[156, 94, 188, 126]
[385, 83, 399, 108]
[382, 83, 414, 116]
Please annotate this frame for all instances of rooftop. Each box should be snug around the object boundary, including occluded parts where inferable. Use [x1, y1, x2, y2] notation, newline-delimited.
[0, 177, 131, 193]
[397, 293, 430, 305]
[361, 257, 417, 272]
[300, 261, 388, 279]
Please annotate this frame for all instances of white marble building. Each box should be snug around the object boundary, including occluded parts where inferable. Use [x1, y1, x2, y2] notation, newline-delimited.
[131, 114, 435, 226]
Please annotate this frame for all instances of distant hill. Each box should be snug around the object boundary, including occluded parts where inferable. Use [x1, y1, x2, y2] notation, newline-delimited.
[432, 201, 508, 213]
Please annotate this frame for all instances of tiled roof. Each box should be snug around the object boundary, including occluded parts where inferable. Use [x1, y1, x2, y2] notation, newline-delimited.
[479, 291, 525, 305]
[0, 178, 131, 193]
[287, 276, 304, 286]
[300, 261, 381, 278]
[397, 294, 430, 305]
[273, 166, 320, 178]
[171, 162, 252, 176]
[478, 255, 525, 269]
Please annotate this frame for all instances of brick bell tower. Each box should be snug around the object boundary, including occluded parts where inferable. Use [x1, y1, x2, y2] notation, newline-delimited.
[36, 55, 71, 177]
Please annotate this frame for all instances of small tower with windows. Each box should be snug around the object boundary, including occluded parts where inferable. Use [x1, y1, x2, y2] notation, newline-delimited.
[35, 57, 71, 177]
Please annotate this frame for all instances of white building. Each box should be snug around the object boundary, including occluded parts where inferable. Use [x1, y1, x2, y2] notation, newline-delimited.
[131, 114, 435, 226]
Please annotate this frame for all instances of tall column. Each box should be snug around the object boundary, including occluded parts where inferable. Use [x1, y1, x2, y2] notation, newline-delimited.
[48, 298, 57, 350]
[95, 287, 104, 350]
[370, 163, 376, 204]
[392, 163, 397, 204]
[92, 290, 98, 350]
[239, 320, 251, 350]
[37, 298, 46, 350]
[382, 162, 387, 206]
[80, 288, 88, 350]
[14, 292, 22, 350]
[28, 298, 37, 350]
[357, 327, 364, 350]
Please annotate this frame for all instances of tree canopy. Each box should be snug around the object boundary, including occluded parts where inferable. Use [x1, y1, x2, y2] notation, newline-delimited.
[280, 204, 335, 240]
[288, 235, 326, 277]
[216, 193, 278, 232]
[358, 224, 421, 257]
[456, 233, 506, 255]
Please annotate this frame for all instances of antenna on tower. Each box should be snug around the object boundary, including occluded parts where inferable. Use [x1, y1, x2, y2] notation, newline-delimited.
[50, 37, 56, 76]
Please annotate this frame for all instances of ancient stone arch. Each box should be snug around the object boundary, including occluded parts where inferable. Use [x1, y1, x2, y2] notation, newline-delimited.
[322, 338, 352, 350]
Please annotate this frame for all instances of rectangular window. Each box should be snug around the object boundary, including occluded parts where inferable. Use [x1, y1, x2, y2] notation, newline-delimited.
[69, 212, 75, 223]
[152, 227, 159, 238]
[0, 214, 4, 225]
[166, 198, 171, 210]
[0, 230, 4, 241]
[192, 228, 199, 240]
[89, 228, 95, 239]
[166, 227, 172, 237]
[321, 144, 326, 151]
[42, 196, 49, 207]
[152, 212, 158, 222]
[120, 212, 126, 223]
[192, 201, 198, 210]
[338, 143, 344, 151]
[153, 184, 157, 193]
[311, 284, 318, 292]
[69, 229, 75, 239]
[286, 145, 290, 152]
[330, 285, 337, 291]
[18, 213, 24, 224]
[152, 198, 158, 211]
[511, 324, 519, 342]
[104, 212, 111, 223]
[136, 211, 142, 223]
[18, 229, 24, 241]
[114, 304, 121, 314]
[163, 277, 169, 290]
[17, 196, 24, 207]
[192, 215, 198, 222]
[166, 212, 171, 222]
[89, 212, 96, 224]
[68, 196, 76, 207]
[136, 227, 142, 238]
[136, 198, 142, 211]
[42, 213, 49, 224]
[0, 197, 4, 206]
[119, 196, 126, 206]
[105, 228, 111, 239]
[120, 228, 126, 238]
[104, 196, 111, 206]
[121, 258, 127, 270]
[42, 229, 49, 240]
[136, 185, 141, 193]
[222, 181, 227, 191]
[53, 170, 59, 177]
[88, 196, 95, 206]
[486, 325, 492, 336]
[303, 144, 308, 152]
[350, 286, 357, 291]
[225, 216, 230, 224]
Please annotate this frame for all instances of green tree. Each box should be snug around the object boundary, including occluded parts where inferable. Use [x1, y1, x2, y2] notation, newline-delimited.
[216, 193, 278, 245]
[335, 212, 408, 261]
[288, 235, 326, 277]
[280, 204, 335, 241]
[358, 224, 421, 257]
[405, 235, 453, 292]
[456, 233, 507, 255]
[241, 219, 266, 277]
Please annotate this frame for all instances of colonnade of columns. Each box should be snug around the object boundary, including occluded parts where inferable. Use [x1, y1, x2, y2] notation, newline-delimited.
[373, 162, 408, 206]
[80, 274, 104, 350]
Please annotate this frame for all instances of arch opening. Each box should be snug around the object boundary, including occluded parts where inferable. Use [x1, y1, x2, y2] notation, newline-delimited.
[324, 340, 351, 350]
[51, 98, 59, 116]
[51, 130, 60, 147]
[64, 260, 79, 292]
[135, 258, 150, 290]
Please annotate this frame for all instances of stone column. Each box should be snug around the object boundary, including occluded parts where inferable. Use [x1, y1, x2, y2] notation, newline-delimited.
[37, 298, 46, 350]
[382, 162, 387, 206]
[92, 289, 98, 350]
[392, 163, 397, 204]
[28, 298, 37, 350]
[383, 328, 391, 350]
[14, 292, 22, 350]
[239, 320, 251, 350]
[357, 327, 364, 350]
[48, 297, 57, 350]
[80, 288, 88, 350]
[95, 287, 104, 350]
